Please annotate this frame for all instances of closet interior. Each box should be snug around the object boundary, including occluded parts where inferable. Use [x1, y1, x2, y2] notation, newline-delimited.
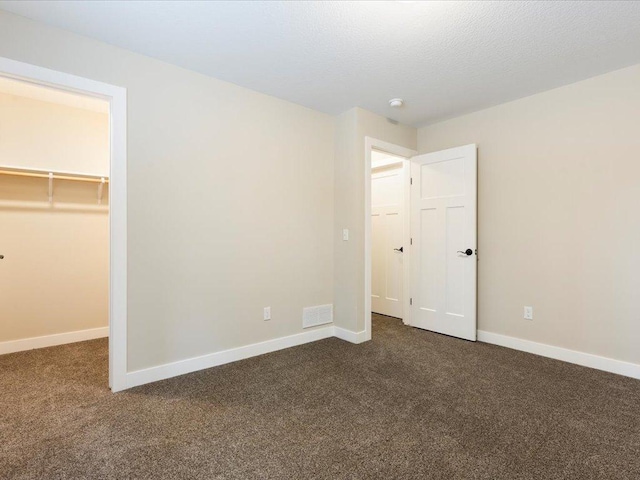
[0, 75, 110, 354]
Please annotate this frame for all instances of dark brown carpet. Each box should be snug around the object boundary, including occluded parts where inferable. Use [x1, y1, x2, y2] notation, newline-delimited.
[1, 314, 639, 479]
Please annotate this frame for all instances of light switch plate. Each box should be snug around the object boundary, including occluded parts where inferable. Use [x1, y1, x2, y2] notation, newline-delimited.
[343, 229, 349, 241]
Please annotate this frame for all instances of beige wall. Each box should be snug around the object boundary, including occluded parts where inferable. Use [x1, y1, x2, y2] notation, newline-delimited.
[0, 10, 335, 371]
[0, 93, 109, 343]
[0, 179, 109, 341]
[418, 64, 640, 365]
[0, 92, 109, 175]
[333, 108, 416, 333]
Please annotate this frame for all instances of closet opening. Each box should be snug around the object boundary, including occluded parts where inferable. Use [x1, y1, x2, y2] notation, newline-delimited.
[0, 57, 127, 391]
[0, 74, 109, 365]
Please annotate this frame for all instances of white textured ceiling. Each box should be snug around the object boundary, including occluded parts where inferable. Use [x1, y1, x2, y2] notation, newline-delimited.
[2, 1, 640, 126]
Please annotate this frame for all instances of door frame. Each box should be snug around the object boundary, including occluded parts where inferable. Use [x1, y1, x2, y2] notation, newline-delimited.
[0, 56, 128, 392]
[364, 137, 416, 340]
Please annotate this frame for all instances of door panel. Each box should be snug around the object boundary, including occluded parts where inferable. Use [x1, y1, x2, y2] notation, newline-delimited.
[371, 212, 383, 304]
[410, 145, 477, 341]
[419, 208, 438, 313]
[445, 206, 465, 316]
[385, 211, 402, 302]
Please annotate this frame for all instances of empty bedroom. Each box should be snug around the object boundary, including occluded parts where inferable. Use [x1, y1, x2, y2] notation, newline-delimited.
[0, 1, 638, 479]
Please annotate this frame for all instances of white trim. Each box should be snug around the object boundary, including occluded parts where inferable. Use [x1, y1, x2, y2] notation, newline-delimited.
[364, 137, 417, 341]
[125, 326, 336, 389]
[0, 57, 128, 392]
[372, 157, 404, 170]
[334, 327, 368, 344]
[0, 327, 109, 355]
[478, 330, 640, 380]
[401, 156, 412, 326]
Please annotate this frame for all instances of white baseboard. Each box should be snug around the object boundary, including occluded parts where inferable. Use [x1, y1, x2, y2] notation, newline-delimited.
[125, 325, 336, 389]
[0, 326, 109, 355]
[478, 330, 640, 380]
[334, 327, 368, 344]
[1, 321, 373, 390]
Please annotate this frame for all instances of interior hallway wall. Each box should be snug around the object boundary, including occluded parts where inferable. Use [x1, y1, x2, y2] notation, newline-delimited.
[0, 10, 335, 372]
[418, 64, 640, 365]
[0, 92, 109, 343]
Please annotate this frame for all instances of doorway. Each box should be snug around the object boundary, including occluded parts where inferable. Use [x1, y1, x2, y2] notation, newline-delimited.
[371, 150, 406, 319]
[0, 76, 110, 356]
[0, 56, 127, 391]
[364, 138, 415, 340]
[365, 138, 478, 342]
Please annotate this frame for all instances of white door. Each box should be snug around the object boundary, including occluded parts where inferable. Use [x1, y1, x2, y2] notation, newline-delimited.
[410, 144, 477, 340]
[371, 164, 404, 318]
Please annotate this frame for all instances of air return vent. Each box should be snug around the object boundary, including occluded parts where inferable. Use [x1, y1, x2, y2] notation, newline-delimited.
[302, 304, 333, 329]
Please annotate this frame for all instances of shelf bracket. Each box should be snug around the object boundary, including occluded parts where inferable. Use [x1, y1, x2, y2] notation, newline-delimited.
[48, 172, 53, 204]
[98, 177, 105, 204]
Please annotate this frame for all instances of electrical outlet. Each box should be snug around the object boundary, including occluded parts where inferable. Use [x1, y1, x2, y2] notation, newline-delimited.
[264, 307, 271, 321]
[524, 306, 533, 320]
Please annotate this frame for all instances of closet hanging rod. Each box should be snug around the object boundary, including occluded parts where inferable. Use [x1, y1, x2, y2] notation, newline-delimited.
[0, 168, 109, 184]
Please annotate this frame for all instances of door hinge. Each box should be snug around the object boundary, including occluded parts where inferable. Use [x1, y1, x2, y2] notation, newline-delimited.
[410, 177, 413, 185]
[410, 298, 413, 305]
[410, 238, 413, 245]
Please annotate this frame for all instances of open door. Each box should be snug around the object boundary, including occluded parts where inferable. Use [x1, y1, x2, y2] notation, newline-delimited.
[371, 161, 405, 319]
[409, 144, 477, 341]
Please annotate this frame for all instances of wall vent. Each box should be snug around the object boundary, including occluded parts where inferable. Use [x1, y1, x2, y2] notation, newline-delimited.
[303, 304, 333, 329]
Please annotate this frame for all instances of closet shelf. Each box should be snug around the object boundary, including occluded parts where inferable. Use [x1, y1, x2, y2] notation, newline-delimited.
[0, 166, 109, 204]
[0, 166, 109, 183]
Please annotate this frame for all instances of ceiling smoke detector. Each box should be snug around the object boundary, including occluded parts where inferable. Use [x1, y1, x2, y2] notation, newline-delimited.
[389, 98, 404, 108]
